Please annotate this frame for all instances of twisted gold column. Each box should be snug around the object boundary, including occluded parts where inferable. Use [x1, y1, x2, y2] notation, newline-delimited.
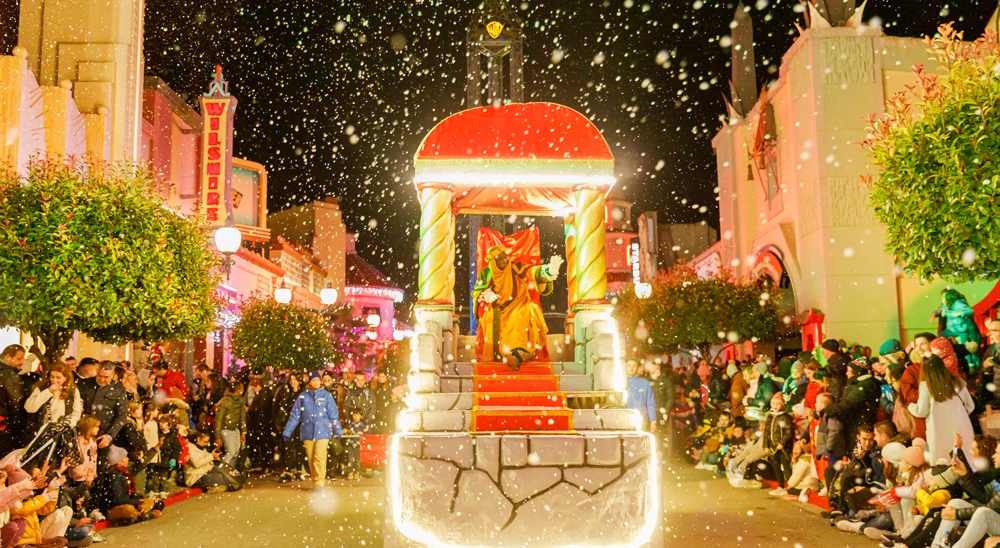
[573, 187, 608, 304]
[417, 185, 456, 304]
[564, 214, 577, 312]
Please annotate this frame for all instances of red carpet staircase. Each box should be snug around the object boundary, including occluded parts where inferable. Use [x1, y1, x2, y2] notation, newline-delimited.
[470, 362, 573, 432]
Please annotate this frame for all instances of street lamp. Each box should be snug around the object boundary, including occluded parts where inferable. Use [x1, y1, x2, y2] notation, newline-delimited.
[635, 282, 652, 299]
[320, 284, 338, 306]
[367, 313, 381, 328]
[214, 218, 242, 281]
[274, 281, 292, 304]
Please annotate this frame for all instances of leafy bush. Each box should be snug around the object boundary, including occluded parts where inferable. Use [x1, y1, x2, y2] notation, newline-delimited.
[232, 296, 336, 371]
[618, 262, 779, 360]
[863, 24, 1000, 282]
[0, 160, 221, 361]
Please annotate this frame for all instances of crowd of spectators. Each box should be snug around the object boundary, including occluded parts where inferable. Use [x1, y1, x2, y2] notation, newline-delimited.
[0, 346, 406, 547]
[627, 306, 1000, 548]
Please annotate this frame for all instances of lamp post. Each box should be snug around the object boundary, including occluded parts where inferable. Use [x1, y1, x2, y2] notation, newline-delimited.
[214, 218, 242, 281]
[274, 280, 292, 304]
[321, 283, 338, 306]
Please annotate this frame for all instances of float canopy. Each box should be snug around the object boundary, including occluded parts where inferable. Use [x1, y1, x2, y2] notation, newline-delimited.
[414, 102, 615, 215]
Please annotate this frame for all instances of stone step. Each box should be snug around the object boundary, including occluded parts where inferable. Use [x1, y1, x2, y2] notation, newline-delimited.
[443, 361, 588, 376]
[476, 392, 566, 408]
[440, 374, 593, 393]
[472, 409, 572, 432]
[407, 391, 622, 412]
[397, 408, 640, 432]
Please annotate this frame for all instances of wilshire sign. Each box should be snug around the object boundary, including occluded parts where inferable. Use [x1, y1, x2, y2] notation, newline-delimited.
[200, 65, 238, 225]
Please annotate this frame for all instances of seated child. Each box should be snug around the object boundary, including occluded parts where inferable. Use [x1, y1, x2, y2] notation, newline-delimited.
[93, 447, 162, 527]
[782, 438, 819, 502]
[694, 412, 733, 470]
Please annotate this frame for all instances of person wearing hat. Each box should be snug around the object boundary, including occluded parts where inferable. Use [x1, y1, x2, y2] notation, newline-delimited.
[472, 245, 564, 371]
[820, 339, 850, 400]
[823, 357, 880, 453]
[282, 370, 343, 489]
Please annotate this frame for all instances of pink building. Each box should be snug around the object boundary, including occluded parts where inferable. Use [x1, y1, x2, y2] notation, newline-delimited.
[343, 235, 404, 341]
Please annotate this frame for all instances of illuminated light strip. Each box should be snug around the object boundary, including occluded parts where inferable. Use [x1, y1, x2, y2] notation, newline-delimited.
[387, 432, 660, 548]
[413, 172, 616, 187]
[343, 285, 404, 303]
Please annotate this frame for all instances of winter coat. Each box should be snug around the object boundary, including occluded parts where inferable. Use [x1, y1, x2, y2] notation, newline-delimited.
[729, 372, 750, 418]
[184, 444, 216, 487]
[954, 464, 1000, 521]
[24, 386, 82, 430]
[70, 436, 98, 483]
[900, 362, 927, 440]
[803, 381, 823, 411]
[247, 383, 275, 438]
[10, 492, 56, 545]
[749, 376, 779, 410]
[650, 371, 679, 423]
[93, 466, 140, 514]
[371, 381, 393, 432]
[154, 427, 182, 470]
[214, 394, 247, 440]
[154, 370, 190, 399]
[283, 388, 343, 441]
[908, 380, 975, 463]
[815, 409, 846, 459]
[825, 374, 880, 441]
[626, 376, 657, 423]
[763, 411, 794, 455]
[343, 384, 375, 423]
[826, 352, 851, 400]
[708, 371, 729, 407]
[787, 455, 818, 491]
[343, 418, 369, 448]
[271, 382, 301, 432]
[0, 363, 27, 434]
[77, 378, 129, 441]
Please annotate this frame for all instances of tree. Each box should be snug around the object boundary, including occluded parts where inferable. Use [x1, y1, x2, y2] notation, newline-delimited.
[617, 262, 779, 361]
[232, 297, 336, 371]
[0, 160, 221, 362]
[863, 24, 1000, 283]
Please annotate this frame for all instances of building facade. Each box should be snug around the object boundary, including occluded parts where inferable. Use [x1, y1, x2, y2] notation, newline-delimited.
[691, 25, 997, 351]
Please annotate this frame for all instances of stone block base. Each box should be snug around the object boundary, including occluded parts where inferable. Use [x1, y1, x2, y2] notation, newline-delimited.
[385, 432, 659, 547]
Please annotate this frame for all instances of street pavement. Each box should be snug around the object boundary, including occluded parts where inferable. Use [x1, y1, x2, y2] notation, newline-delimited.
[100, 464, 864, 547]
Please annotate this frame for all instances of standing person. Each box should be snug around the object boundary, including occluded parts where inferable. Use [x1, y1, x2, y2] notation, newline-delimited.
[76, 361, 129, 462]
[63, 357, 77, 376]
[151, 361, 190, 401]
[729, 363, 750, 418]
[22, 363, 83, 468]
[900, 332, 936, 441]
[282, 371, 343, 489]
[246, 376, 276, 473]
[764, 393, 795, 497]
[908, 353, 975, 462]
[344, 371, 375, 425]
[75, 358, 98, 383]
[214, 382, 247, 468]
[821, 339, 850, 400]
[342, 409, 368, 481]
[272, 374, 304, 483]
[626, 361, 657, 432]
[824, 359, 880, 451]
[648, 361, 678, 443]
[370, 371, 393, 434]
[0, 344, 27, 455]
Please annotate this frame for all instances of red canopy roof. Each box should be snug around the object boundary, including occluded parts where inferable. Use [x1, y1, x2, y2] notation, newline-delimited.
[416, 103, 613, 161]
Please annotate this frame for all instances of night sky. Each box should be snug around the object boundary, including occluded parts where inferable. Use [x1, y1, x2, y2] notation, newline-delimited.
[137, 0, 996, 310]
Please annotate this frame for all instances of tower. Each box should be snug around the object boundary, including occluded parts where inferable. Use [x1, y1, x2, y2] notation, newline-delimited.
[466, 0, 523, 107]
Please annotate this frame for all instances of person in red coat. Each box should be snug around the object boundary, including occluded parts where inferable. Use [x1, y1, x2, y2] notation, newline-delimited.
[900, 332, 936, 440]
[152, 360, 190, 400]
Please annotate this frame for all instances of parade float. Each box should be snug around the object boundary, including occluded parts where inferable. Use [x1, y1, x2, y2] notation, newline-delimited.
[383, 99, 661, 547]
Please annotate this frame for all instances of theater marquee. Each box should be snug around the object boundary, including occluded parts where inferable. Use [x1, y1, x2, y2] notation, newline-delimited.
[200, 66, 238, 225]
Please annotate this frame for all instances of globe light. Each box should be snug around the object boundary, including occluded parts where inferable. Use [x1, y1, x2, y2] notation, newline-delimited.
[367, 313, 382, 328]
[320, 284, 338, 305]
[393, 329, 404, 341]
[214, 225, 242, 254]
[635, 282, 652, 299]
[213, 220, 242, 281]
[274, 282, 292, 304]
[366, 330, 378, 340]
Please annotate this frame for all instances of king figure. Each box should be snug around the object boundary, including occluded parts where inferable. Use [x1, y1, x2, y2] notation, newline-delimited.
[473, 245, 564, 370]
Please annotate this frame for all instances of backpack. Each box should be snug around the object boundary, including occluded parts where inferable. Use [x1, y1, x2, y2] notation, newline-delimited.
[175, 432, 191, 467]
